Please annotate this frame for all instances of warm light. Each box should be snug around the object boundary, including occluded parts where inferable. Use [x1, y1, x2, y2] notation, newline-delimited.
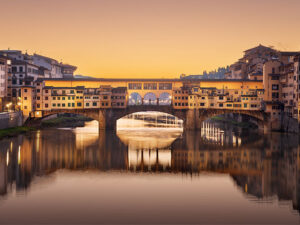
[18, 146, 21, 165]
[17, 102, 21, 106]
[36, 111, 40, 115]
[6, 150, 9, 166]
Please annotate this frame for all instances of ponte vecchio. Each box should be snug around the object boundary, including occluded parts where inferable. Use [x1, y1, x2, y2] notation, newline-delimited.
[21, 78, 272, 131]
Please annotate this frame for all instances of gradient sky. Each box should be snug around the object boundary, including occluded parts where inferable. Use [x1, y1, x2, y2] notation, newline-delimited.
[1, 0, 300, 78]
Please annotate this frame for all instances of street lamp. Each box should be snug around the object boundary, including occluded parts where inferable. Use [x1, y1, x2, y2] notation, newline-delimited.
[6, 102, 12, 112]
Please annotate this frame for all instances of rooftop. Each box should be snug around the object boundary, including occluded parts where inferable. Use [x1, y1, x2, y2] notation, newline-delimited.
[42, 78, 263, 83]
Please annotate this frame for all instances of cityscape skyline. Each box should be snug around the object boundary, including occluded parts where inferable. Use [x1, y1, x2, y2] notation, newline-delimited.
[1, 0, 300, 78]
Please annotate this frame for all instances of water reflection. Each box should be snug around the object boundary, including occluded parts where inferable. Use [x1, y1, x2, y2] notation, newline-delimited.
[0, 120, 300, 223]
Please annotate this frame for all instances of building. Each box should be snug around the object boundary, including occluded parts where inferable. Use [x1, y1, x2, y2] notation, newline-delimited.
[0, 50, 77, 109]
[0, 56, 12, 111]
[225, 44, 279, 80]
[32, 54, 77, 78]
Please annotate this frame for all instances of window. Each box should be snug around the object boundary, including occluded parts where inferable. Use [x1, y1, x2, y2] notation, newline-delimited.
[143, 83, 157, 90]
[45, 104, 48, 108]
[128, 83, 142, 90]
[52, 103, 56, 107]
[93, 102, 97, 106]
[77, 102, 82, 107]
[57, 103, 61, 107]
[244, 103, 247, 108]
[219, 103, 223, 107]
[68, 103, 71, 107]
[200, 103, 205, 106]
[37, 89, 40, 93]
[219, 96, 224, 100]
[45, 90, 49, 93]
[53, 97, 56, 100]
[272, 92, 279, 99]
[86, 103, 89, 107]
[159, 83, 172, 90]
[272, 84, 279, 90]
[72, 103, 75, 107]
[62, 97, 65, 100]
[62, 103, 65, 107]
[24, 89, 27, 93]
[272, 68, 275, 74]
[24, 97, 27, 100]
[45, 97, 48, 100]
[37, 104, 40, 108]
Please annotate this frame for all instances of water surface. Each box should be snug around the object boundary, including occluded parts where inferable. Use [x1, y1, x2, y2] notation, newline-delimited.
[0, 120, 299, 224]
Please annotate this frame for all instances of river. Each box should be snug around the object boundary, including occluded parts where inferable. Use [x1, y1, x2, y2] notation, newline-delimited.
[0, 120, 299, 224]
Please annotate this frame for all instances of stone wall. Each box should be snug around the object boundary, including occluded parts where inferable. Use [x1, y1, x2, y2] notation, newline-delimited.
[0, 111, 23, 129]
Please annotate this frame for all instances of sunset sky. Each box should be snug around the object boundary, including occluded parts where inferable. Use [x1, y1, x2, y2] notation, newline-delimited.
[1, 0, 300, 78]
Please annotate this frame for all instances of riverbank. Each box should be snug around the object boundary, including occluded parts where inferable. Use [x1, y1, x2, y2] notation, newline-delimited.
[0, 116, 92, 139]
[210, 116, 257, 128]
[0, 126, 36, 139]
[40, 116, 92, 128]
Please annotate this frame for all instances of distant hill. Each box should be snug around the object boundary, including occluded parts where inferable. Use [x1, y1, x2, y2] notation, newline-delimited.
[181, 66, 229, 80]
[74, 74, 94, 79]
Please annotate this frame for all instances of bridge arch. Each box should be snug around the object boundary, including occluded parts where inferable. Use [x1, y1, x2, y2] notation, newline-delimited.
[129, 92, 142, 106]
[143, 92, 157, 105]
[194, 108, 269, 131]
[158, 92, 171, 106]
[116, 111, 184, 130]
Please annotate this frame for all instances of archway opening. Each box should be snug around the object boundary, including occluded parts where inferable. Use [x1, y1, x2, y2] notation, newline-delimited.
[201, 113, 261, 147]
[128, 92, 142, 105]
[116, 111, 183, 171]
[117, 111, 183, 130]
[143, 92, 157, 105]
[159, 92, 172, 105]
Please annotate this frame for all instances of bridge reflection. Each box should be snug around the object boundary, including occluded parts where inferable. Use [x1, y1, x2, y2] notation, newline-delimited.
[0, 124, 300, 212]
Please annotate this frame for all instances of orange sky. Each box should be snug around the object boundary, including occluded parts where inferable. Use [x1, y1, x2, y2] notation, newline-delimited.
[1, 0, 300, 78]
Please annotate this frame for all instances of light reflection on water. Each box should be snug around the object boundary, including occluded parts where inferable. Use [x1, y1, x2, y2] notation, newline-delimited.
[0, 119, 300, 224]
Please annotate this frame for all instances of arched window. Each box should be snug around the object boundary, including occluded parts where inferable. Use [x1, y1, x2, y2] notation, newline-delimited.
[159, 92, 171, 105]
[128, 92, 142, 105]
[144, 92, 157, 105]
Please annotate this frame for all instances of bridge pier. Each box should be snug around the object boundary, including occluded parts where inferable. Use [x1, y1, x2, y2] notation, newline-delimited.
[98, 109, 106, 130]
[184, 109, 202, 130]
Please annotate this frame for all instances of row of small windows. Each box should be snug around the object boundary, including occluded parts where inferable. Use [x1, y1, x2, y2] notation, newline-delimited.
[174, 96, 188, 100]
[128, 83, 172, 90]
[36, 102, 125, 108]
[174, 103, 258, 108]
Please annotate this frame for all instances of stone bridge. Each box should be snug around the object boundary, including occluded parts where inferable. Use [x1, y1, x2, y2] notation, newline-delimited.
[39, 106, 270, 131]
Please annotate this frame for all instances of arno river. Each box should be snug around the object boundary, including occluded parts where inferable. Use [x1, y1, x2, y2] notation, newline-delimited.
[0, 119, 300, 224]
